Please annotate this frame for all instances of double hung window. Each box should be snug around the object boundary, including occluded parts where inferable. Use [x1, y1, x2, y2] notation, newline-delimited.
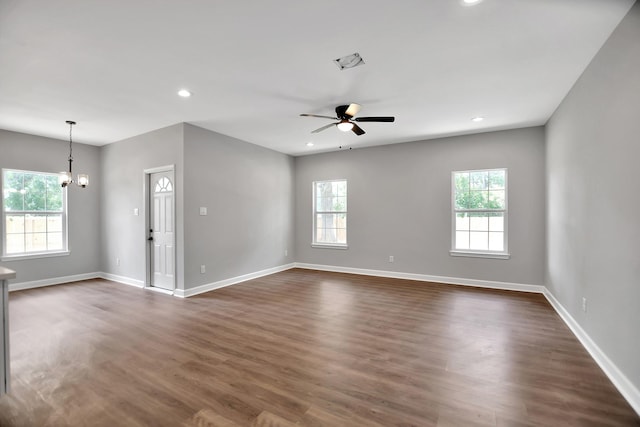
[2, 169, 67, 259]
[452, 169, 508, 258]
[313, 180, 347, 247]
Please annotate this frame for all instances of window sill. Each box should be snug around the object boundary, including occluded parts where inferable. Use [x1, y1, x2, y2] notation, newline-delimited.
[1, 250, 70, 262]
[312, 244, 348, 250]
[449, 250, 510, 260]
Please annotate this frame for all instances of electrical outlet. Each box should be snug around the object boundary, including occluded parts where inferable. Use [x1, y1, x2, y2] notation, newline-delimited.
[284, 249, 288, 257]
[582, 297, 587, 313]
[116, 257, 120, 266]
[200, 265, 206, 274]
[389, 255, 394, 263]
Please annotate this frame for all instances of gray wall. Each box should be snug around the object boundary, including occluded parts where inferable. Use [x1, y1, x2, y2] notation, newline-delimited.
[295, 127, 546, 286]
[182, 124, 295, 289]
[546, 3, 640, 389]
[0, 129, 101, 282]
[100, 123, 185, 288]
[99, 123, 295, 292]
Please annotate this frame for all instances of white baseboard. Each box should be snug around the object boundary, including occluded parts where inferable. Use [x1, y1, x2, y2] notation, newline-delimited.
[293, 263, 545, 294]
[543, 289, 640, 416]
[97, 272, 145, 289]
[8, 272, 101, 292]
[174, 263, 296, 298]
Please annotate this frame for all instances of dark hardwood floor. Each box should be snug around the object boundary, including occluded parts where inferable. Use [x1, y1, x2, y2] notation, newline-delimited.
[0, 269, 637, 426]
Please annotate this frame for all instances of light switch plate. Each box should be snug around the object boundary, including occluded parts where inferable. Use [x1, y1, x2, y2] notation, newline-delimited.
[199, 207, 207, 216]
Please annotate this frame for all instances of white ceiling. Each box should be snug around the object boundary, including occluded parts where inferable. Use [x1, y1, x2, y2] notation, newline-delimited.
[0, 0, 634, 156]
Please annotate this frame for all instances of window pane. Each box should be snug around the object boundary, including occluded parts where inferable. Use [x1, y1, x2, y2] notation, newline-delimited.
[489, 232, 504, 251]
[469, 214, 489, 231]
[334, 196, 346, 211]
[488, 213, 504, 232]
[6, 234, 24, 254]
[489, 170, 505, 189]
[316, 182, 333, 198]
[24, 173, 47, 211]
[6, 215, 25, 233]
[317, 197, 333, 211]
[488, 190, 505, 209]
[454, 172, 470, 209]
[455, 213, 469, 231]
[470, 171, 488, 190]
[3, 171, 24, 211]
[469, 190, 489, 209]
[455, 231, 469, 249]
[45, 175, 63, 211]
[455, 191, 469, 210]
[25, 215, 47, 232]
[336, 181, 347, 196]
[25, 232, 47, 252]
[47, 215, 63, 232]
[47, 232, 63, 250]
[469, 231, 488, 250]
[154, 177, 173, 193]
[316, 213, 332, 235]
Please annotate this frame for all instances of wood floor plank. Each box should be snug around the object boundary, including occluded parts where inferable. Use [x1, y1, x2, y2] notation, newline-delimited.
[183, 408, 244, 427]
[251, 411, 299, 427]
[0, 270, 638, 426]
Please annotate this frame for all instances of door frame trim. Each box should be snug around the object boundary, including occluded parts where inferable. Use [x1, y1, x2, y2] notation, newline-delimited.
[143, 165, 176, 291]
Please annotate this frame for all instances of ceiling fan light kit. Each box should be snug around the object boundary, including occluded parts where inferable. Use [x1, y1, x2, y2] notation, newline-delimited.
[300, 103, 395, 136]
[337, 120, 354, 132]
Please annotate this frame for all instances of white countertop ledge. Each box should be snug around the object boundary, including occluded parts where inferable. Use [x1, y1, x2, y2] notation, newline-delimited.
[0, 267, 16, 281]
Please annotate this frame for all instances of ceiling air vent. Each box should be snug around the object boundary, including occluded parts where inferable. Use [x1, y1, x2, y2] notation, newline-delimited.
[334, 52, 365, 70]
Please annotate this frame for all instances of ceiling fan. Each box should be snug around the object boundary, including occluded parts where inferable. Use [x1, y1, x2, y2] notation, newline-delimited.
[300, 103, 395, 136]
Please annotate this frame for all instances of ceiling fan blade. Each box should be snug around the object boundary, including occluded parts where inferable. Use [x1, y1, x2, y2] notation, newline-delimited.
[351, 123, 365, 136]
[345, 103, 361, 118]
[354, 116, 395, 122]
[300, 114, 338, 120]
[311, 123, 337, 134]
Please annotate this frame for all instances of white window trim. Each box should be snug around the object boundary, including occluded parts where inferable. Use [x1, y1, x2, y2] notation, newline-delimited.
[449, 250, 510, 260]
[312, 179, 348, 249]
[1, 250, 70, 262]
[311, 243, 349, 250]
[450, 168, 509, 259]
[1, 169, 69, 260]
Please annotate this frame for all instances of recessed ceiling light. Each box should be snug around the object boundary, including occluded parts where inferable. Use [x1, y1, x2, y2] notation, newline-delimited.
[306, 142, 314, 147]
[471, 116, 484, 122]
[177, 89, 192, 97]
[462, 0, 483, 5]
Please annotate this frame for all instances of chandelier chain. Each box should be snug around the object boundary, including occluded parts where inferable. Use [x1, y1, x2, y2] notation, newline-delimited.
[68, 121, 73, 162]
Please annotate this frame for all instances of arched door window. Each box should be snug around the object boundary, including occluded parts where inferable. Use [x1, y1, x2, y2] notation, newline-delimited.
[154, 177, 173, 193]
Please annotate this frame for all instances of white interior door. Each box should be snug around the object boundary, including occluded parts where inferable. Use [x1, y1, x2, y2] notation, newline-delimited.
[149, 171, 175, 290]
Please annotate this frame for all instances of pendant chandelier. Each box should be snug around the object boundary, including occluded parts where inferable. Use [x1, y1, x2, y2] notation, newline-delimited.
[59, 120, 89, 188]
